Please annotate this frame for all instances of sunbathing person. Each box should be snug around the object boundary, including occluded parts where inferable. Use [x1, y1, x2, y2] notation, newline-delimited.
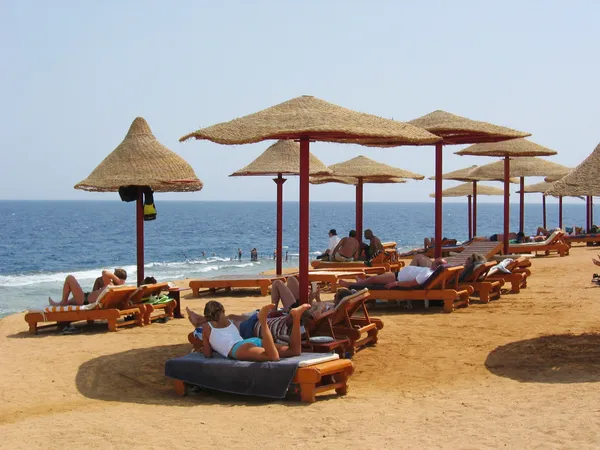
[360, 229, 384, 261]
[423, 237, 458, 248]
[340, 255, 448, 289]
[201, 301, 311, 361]
[331, 230, 360, 262]
[270, 276, 321, 312]
[49, 268, 127, 306]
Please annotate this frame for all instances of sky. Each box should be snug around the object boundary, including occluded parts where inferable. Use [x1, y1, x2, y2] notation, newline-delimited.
[1, 1, 599, 204]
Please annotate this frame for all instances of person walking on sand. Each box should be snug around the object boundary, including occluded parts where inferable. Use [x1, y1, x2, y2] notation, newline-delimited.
[331, 230, 360, 262]
[201, 301, 311, 361]
[238, 248, 242, 261]
[49, 268, 127, 306]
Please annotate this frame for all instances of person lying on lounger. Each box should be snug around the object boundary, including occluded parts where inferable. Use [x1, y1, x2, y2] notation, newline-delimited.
[201, 301, 311, 361]
[49, 268, 127, 306]
[340, 255, 448, 289]
[270, 276, 321, 312]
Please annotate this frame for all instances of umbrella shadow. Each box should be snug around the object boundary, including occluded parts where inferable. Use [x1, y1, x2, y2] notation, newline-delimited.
[76, 343, 328, 407]
[485, 333, 600, 383]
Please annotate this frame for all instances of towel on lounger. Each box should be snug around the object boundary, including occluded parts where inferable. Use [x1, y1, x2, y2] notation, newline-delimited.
[165, 352, 337, 399]
[350, 265, 447, 291]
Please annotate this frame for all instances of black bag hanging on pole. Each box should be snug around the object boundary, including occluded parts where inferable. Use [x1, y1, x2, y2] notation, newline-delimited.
[118, 186, 138, 202]
[143, 187, 157, 221]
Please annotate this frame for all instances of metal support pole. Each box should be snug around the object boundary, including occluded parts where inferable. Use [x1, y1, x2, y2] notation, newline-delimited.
[519, 177, 525, 233]
[467, 195, 472, 240]
[273, 175, 287, 275]
[298, 137, 310, 304]
[472, 181, 478, 237]
[558, 196, 563, 229]
[503, 156, 510, 255]
[136, 187, 144, 286]
[434, 143, 443, 258]
[356, 178, 364, 245]
[542, 194, 547, 230]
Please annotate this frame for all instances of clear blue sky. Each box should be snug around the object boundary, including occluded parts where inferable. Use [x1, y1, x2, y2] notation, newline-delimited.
[1, 1, 598, 203]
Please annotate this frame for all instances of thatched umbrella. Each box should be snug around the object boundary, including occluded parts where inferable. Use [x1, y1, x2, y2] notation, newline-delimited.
[407, 110, 530, 258]
[429, 183, 503, 238]
[180, 95, 440, 303]
[547, 143, 600, 231]
[468, 156, 569, 234]
[230, 140, 331, 274]
[318, 156, 423, 241]
[456, 139, 558, 253]
[76, 117, 203, 286]
[430, 165, 516, 238]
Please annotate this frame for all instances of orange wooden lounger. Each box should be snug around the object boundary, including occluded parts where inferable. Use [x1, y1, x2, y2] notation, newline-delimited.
[457, 261, 504, 303]
[184, 333, 354, 403]
[24, 285, 142, 334]
[444, 241, 503, 266]
[487, 257, 530, 293]
[353, 266, 472, 313]
[189, 275, 286, 296]
[506, 231, 569, 257]
[564, 234, 600, 245]
[128, 282, 176, 324]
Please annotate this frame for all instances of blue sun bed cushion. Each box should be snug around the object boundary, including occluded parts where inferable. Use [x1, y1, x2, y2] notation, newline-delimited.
[165, 351, 338, 399]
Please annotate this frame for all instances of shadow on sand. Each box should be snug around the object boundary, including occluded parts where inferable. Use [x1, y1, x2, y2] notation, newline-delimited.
[76, 343, 332, 407]
[485, 333, 600, 383]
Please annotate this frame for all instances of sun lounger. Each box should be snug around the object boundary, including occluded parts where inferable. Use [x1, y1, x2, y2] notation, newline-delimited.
[487, 257, 530, 293]
[306, 271, 366, 292]
[350, 265, 472, 313]
[24, 285, 142, 334]
[444, 241, 503, 266]
[310, 259, 404, 272]
[311, 266, 387, 275]
[564, 234, 600, 245]
[128, 282, 174, 324]
[189, 275, 287, 296]
[167, 349, 354, 403]
[457, 261, 504, 303]
[506, 231, 569, 257]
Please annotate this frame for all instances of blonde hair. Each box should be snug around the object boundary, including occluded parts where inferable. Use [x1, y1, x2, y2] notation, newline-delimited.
[203, 301, 225, 322]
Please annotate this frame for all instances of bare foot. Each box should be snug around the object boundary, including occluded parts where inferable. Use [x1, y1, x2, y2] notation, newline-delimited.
[290, 303, 311, 319]
[48, 297, 60, 306]
[186, 307, 204, 327]
[258, 304, 275, 322]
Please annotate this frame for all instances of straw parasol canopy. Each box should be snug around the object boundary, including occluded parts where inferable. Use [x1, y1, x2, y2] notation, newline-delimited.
[408, 110, 530, 145]
[455, 139, 557, 158]
[180, 95, 441, 146]
[76, 117, 203, 193]
[229, 140, 331, 177]
[547, 143, 600, 197]
[429, 165, 518, 183]
[310, 176, 406, 185]
[75, 117, 203, 288]
[179, 95, 441, 305]
[327, 155, 425, 180]
[545, 171, 571, 183]
[520, 181, 556, 194]
[467, 157, 569, 179]
[429, 183, 504, 198]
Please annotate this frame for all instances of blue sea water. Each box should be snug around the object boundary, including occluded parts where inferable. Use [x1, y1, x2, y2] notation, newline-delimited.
[0, 200, 593, 318]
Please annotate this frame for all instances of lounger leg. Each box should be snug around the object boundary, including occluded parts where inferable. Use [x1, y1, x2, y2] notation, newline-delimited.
[260, 283, 268, 296]
[173, 379, 188, 396]
[108, 319, 117, 332]
[28, 321, 38, 334]
[299, 383, 317, 403]
[479, 286, 490, 303]
[335, 371, 350, 395]
[443, 300, 453, 313]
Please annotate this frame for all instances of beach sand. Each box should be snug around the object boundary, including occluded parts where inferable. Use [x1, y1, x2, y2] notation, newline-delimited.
[2, 246, 600, 449]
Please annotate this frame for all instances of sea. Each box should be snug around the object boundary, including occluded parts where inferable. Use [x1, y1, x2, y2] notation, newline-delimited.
[0, 200, 593, 318]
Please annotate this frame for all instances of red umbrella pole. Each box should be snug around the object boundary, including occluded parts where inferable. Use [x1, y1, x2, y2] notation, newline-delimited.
[298, 137, 310, 304]
[587, 196, 591, 232]
[591, 197, 594, 228]
[472, 181, 478, 238]
[542, 194, 547, 230]
[434, 143, 443, 258]
[136, 187, 144, 286]
[356, 177, 364, 246]
[503, 156, 510, 255]
[467, 195, 472, 240]
[519, 177, 525, 233]
[558, 196, 563, 229]
[273, 174, 286, 275]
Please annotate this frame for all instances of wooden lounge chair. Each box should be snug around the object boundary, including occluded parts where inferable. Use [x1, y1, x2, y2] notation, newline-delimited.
[457, 261, 504, 303]
[319, 288, 383, 354]
[128, 282, 176, 324]
[189, 274, 286, 296]
[564, 233, 600, 246]
[444, 241, 503, 266]
[306, 270, 367, 292]
[487, 257, 530, 293]
[24, 285, 142, 334]
[310, 259, 404, 272]
[170, 348, 355, 403]
[506, 231, 569, 257]
[352, 266, 473, 313]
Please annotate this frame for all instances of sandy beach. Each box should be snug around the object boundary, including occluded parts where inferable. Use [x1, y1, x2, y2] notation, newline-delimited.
[2, 246, 600, 449]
